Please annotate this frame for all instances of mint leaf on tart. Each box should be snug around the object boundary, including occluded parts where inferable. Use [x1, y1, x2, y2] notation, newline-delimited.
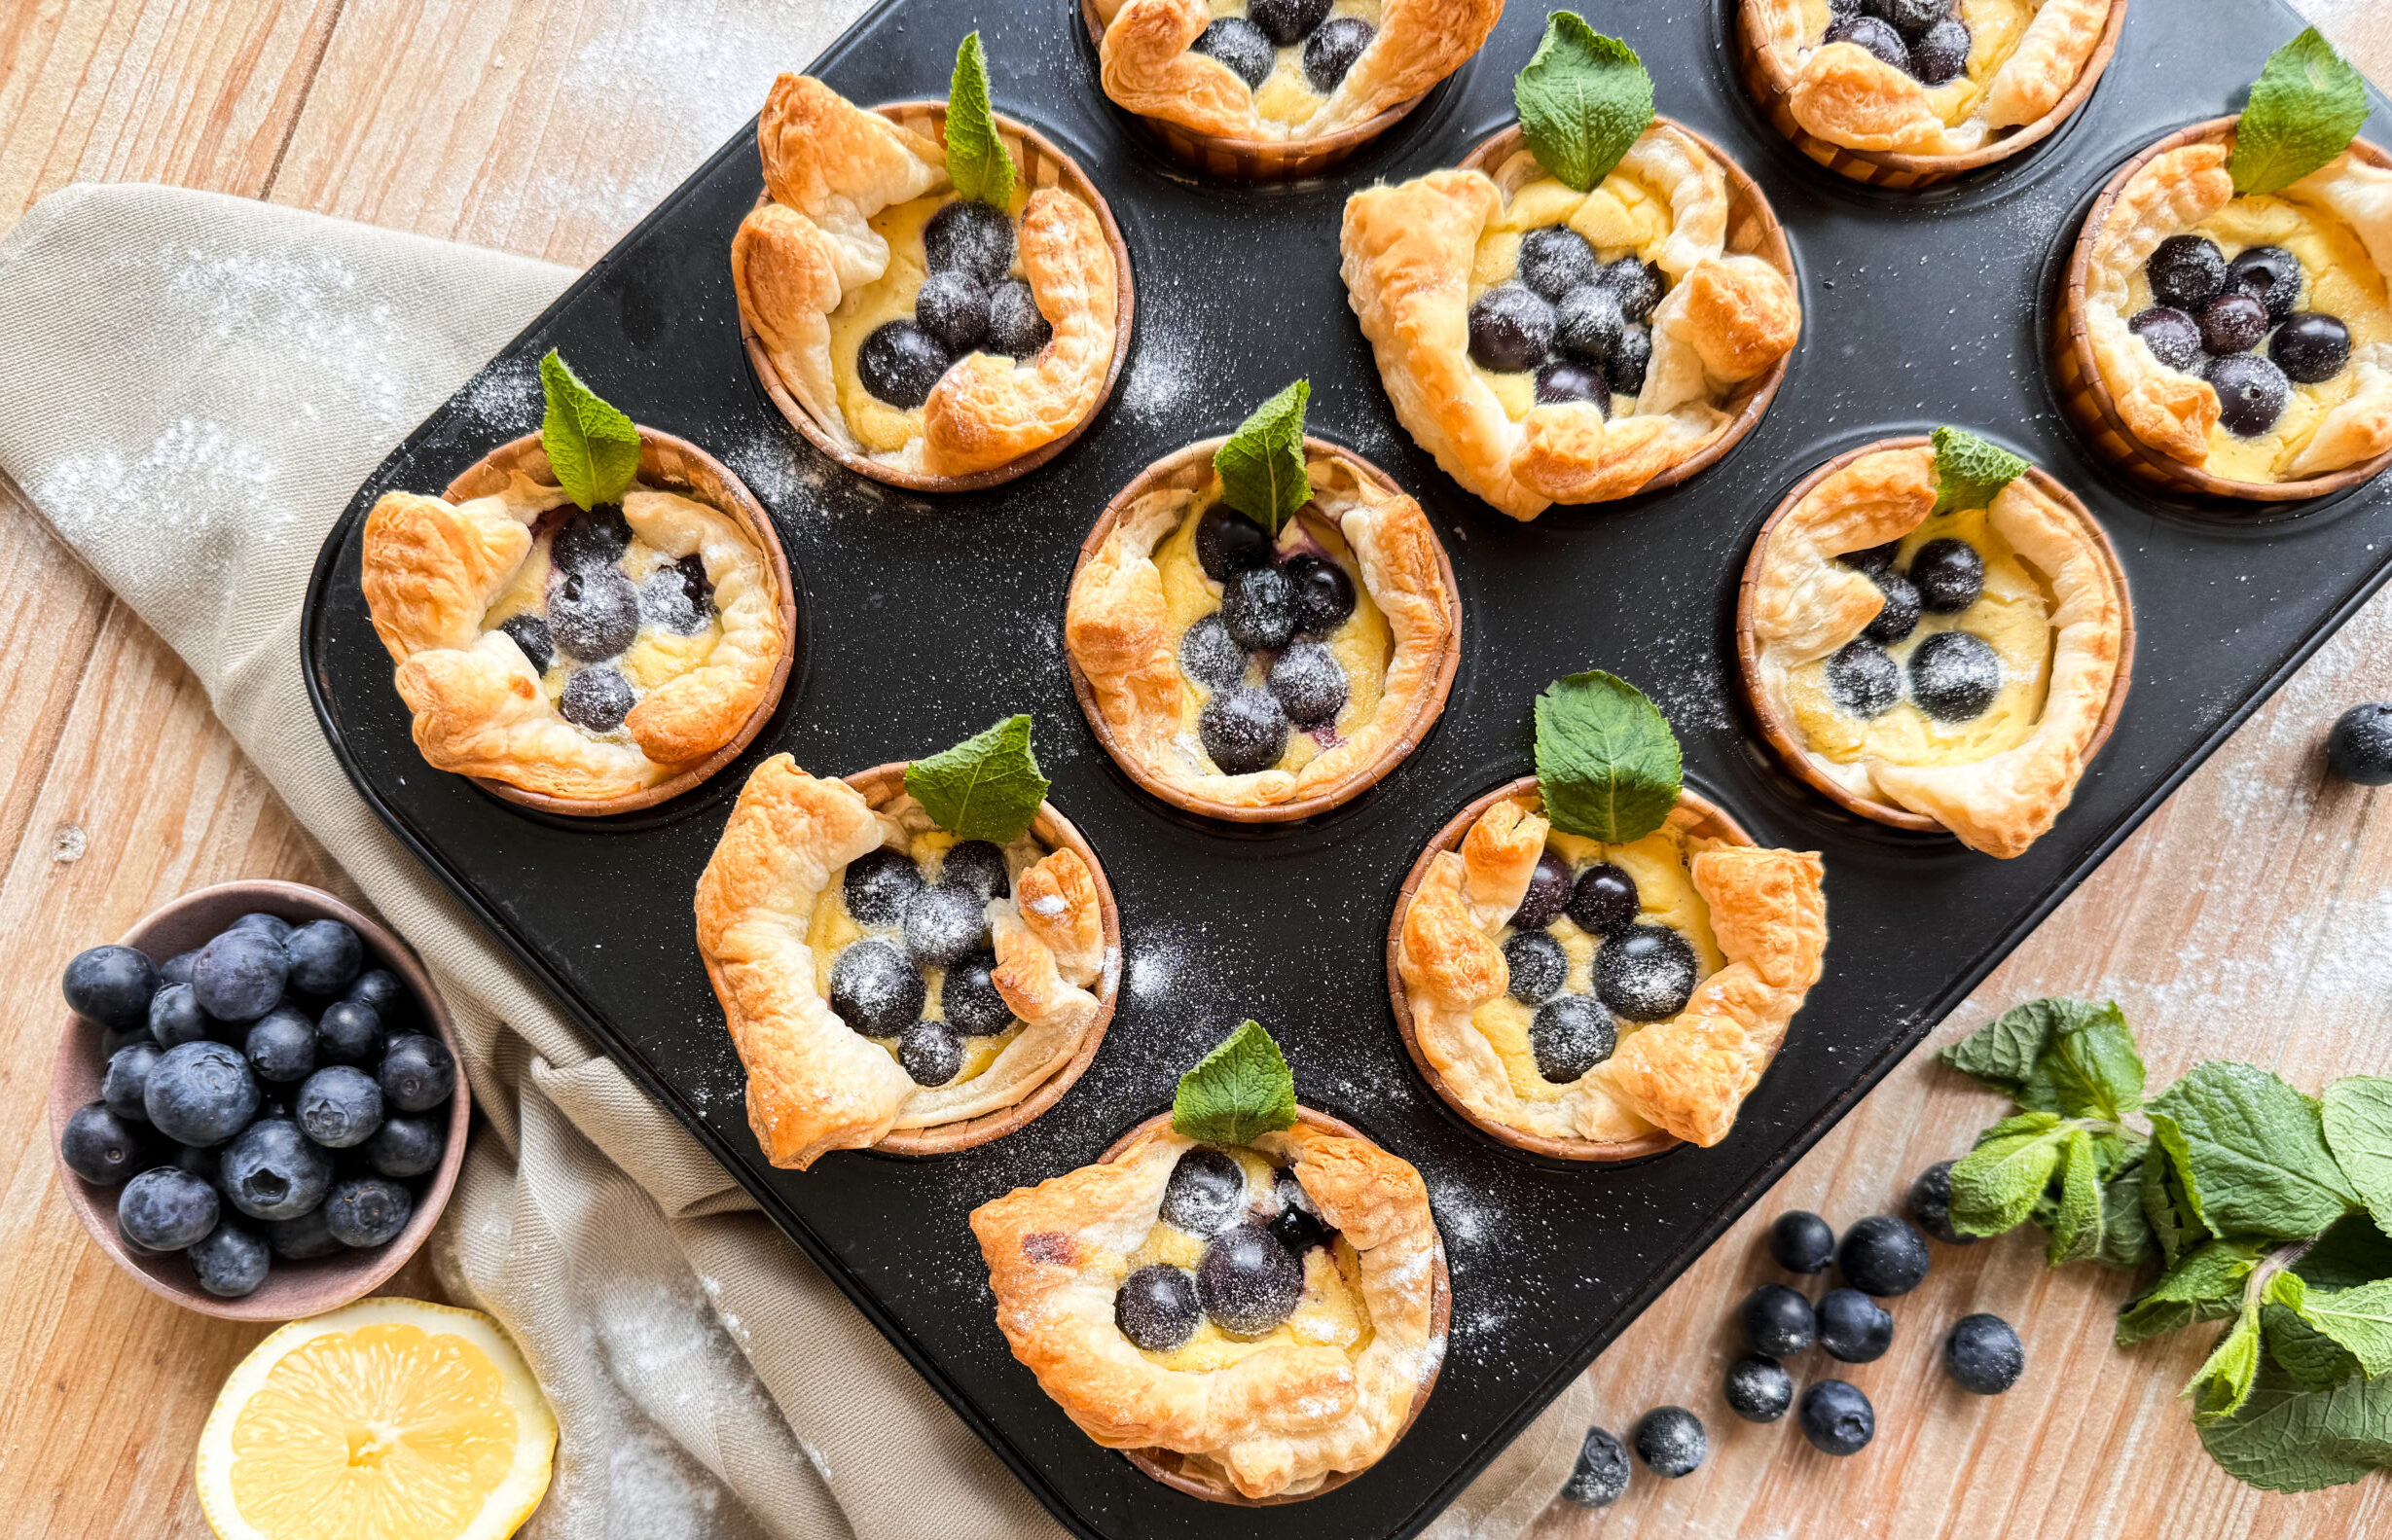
[1172, 1021, 1298, 1147]
[1929, 425, 2030, 516]
[2230, 28, 2368, 198]
[905, 714, 1049, 844]
[1514, 14, 1653, 195]
[946, 31, 1017, 208]
[2149, 1062, 2360, 1241]
[538, 349, 641, 511]
[2322, 1077, 2392, 1239]
[1214, 380, 1313, 536]
[1533, 671, 1682, 844]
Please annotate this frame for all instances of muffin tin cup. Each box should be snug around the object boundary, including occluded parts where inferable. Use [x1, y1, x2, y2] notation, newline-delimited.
[46, 880, 472, 1321]
[1732, 434, 2136, 835]
[2053, 117, 2392, 502]
[1075, 0, 1428, 182]
[1455, 119, 1797, 498]
[1064, 436, 1464, 824]
[1095, 1105, 1454, 1504]
[1384, 778, 1762, 1164]
[736, 102, 1137, 494]
[1732, 0, 2129, 188]
[444, 428, 798, 817]
[838, 762, 1122, 1157]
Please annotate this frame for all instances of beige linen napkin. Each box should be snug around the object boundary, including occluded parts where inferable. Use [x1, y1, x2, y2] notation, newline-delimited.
[0, 182, 1591, 1537]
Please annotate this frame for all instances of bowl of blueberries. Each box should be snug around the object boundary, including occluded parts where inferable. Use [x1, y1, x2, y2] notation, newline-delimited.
[46, 879, 467, 1319]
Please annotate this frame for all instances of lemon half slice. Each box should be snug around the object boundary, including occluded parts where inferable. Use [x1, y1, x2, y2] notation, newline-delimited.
[196, 1297, 557, 1540]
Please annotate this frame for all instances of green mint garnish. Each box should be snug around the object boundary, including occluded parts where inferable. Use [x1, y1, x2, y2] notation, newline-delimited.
[1930, 425, 2030, 515]
[1532, 670, 1682, 844]
[1513, 14, 1653, 195]
[1171, 1021, 1297, 1147]
[1214, 379, 1313, 536]
[904, 714, 1049, 844]
[538, 349, 641, 511]
[945, 31, 1016, 208]
[2148, 1062, 2359, 1241]
[2230, 28, 2367, 197]
[2321, 1077, 2392, 1240]
[2117, 1238, 2264, 1345]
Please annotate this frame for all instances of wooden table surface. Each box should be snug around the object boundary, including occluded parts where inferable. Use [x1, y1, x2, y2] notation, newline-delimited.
[0, 3, 2386, 1536]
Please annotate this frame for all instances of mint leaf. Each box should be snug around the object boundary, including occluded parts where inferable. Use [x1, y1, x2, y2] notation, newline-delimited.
[2099, 1153, 2157, 1271]
[2295, 1214, 2392, 1291]
[2019, 1000, 2144, 1123]
[2265, 1297, 2362, 1389]
[2322, 1077, 2392, 1240]
[945, 31, 1016, 207]
[2188, 1307, 2265, 1422]
[2119, 1238, 2265, 1346]
[2230, 28, 2368, 197]
[1213, 380, 1312, 536]
[1513, 14, 1653, 194]
[1930, 425, 2030, 516]
[1939, 997, 2109, 1095]
[1533, 671, 1682, 843]
[2286, 1275, 2392, 1378]
[2150, 1062, 2359, 1240]
[2200, 1364, 2391, 1491]
[539, 349, 641, 511]
[2048, 1127, 2106, 1266]
[1172, 1021, 1298, 1146]
[904, 715, 1049, 843]
[1950, 1112, 2065, 1236]
[2144, 1116, 2213, 1264]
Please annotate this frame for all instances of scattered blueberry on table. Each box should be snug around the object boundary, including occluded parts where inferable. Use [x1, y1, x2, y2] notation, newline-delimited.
[1768, 1210, 1835, 1273]
[1905, 1160, 1978, 1247]
[1797, 1379, 1876, 1456]
[1560, 1426, 1631, 1508]
[1742, 1282, 1817, 1358]
[1838, 1214, 1932, 1296]
[1632, 1406, 1707, 1478]
[1816, 1286, 1897, 1364]
[1724, 1355, 1795, 1423]
[2326, 702, 2392, 785]
[1944, 1313, 2025, 1395]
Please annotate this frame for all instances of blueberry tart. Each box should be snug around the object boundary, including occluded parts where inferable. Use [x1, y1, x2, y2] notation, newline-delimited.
[731, 42, 1130, 491]
[1739, 431, 2129, 855]
[361, 358, 793, 813]
[1341, 27, 1800, 518]
[696, 722, 1118, 1165]
[969, 1023, 1446, 1500]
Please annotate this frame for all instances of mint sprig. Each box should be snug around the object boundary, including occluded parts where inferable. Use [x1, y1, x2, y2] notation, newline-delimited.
[538, 349, 641, 511]
[1930, 425, 2029, 516]
[945, 31, 1016, 208]
[1214, 380, 1313, 536]
[1533, 671, 1682, 844]
[1514, 14, 1653, 195]
[904, 715, 1049, 844]
[2230, 29, 2367, 197]
[1172, 1021, 1298, 1147]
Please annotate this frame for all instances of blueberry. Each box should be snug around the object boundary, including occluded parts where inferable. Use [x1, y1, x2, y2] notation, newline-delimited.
[1195, 504, 1274, 581]
[1513, 852, 1573, 931]
[1193, 17, 1274, 90]
[902, 886, 990, 969]
[1866, 0, 1950, 38]
[1162, 1147, 1247, 1235]
[1518, 227, 1599, 303]
[1838, 1213, 1931, 1295]
[1555, 284, 1625, 368]
[1534, 362, 1610, 411]
[924, 198, 1016, 287]
[1840, 541, 1901, 576]
[1269, 1170, 1332, 1254]
[60, 1102, 144, 1184]
[317, 999, 385, 1067]
[560, 666, 635, 733]
[63, 945, 161, 1031]
[102, 1041, 163, 1123]
[843, 847, 923, 928]
[1770, 1210, 1836, 1273]
[1908, 630, 2002, 722]
[1910, 16, 1970, 81]
[1725, 1354, 1796, 1422]
[1468, 284, 1556, 374]
[1909, 538, 1983, 613]
[220, 1117, 334, 1221]
[1608, 322, 1652, 397]
[1268, 640, 1348, 728]
[856, 320, 951, 409]
[2207, 352, 2291, 438]
[1595, 925, 1698, 1021]
[269, 1205, 348, 1260]
[551, 504, 632, 571]
[1531, 995, 1615, 1082]
[1250, 0, 1331, 46]
[939, 841, 1011, 902]
[346, 969, 407, 1020]
[1200, 685, 1290, 775]
[2327, 702, 2392, 785]
[188, 1221, 272, 1298]
[118, 1165, 219, 1251]
[2146, 234, 2227, 311]
[2198, 292, 2268, 356]
[1798, 1379, 1875, 1455]
[914, 269, 988, 357]
[1944, 1312, 2025, 1393]
[2270, 311, 2351, 383]
[230, 911, 293, 942]
[1561, 1427, 1631, 1507]
[1862, 571, 1921, 643]
[244, 1006, 317, 1084]
[2129, 305, 2204, 372]
[297, 1064, 384, 1150]
[984, 279, 1052, 359]
[363, 1114, 446, 1179]
[1826, 17, 1907, 74]
[1221, 564, 1299, 653]
[897, 1020, 962, 1086]
[492, 612, 552, 675]
[100, 1024, 156, 1058]
[145, 1041, 261, 1146]
[323, 1174, 413, 1248]
[1115, 1264, 1202, 1351]
[160, 949, 200, 987]
[1743, 1282, 1817, 1357]
[1504, 931, 1569, 1005]
[2226, 244, 2302, 322]
[283, 919, 362, 996]
[380, 1034, 455, 1113]
[1907, 1159, 1979, 1246]
[549, 565, 639, 663]
[1301, 17, 1372, 93]
[829, 941, 926, 1034]
[637, 558, 712, 635]
[1593, 258, 1663, 325]
[1817, 1286, 1895, 1361]
[192, 930, 286, 1024]
[1826, 638, 1901, 719]
[941, 951, 1014, 1035]
[174, 1141, 222, 1190]
[1178, 614, 1250, 692]
[1632, 1406, 1706, 1478]
[1566, 863, 1639, 937]
[1197, 1223, 1303, 1336]
[1283, 554, 1356, 637]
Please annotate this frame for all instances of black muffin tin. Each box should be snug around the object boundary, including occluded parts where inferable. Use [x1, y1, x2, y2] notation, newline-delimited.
[301, 2, 2392, 1536]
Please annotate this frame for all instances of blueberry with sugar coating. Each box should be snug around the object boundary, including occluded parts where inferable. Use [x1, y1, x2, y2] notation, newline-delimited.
[1632, 1406, 1706, 1477]
[380, 1033, 455, 1113]
[1250, 0, 1331, 46]
[1468, 284, 1556, 374]
[1827, 638, 1901, 719]
[2270, 312, 2351, 384]
[1725, 1354, 1795, 1422]
[284, 919, 362, 996]
[1839, 1214, 1931, 1295]
[1866, 0, 1949, 38]
[316, 998, 384, 1066]
[1268, 640, 1348, 728]
[1179, 614, 1249, 692]
[146, 1041, 262, 1146]
[1531, 995, 1615, 1082]
[2327, 702, 2392, 785]
[221, 1117, 333, 1221]
[63, 945, 161, 1032]
[1221, 565, 1298, 653]
[1193, 17, 1275, 90]
[1518, 227, 1599, 303]
[843, 847, 923, 928]
[924, 198, 1015, 286]
[1595, 925, 1698, 1021]
[2128, 305, 2204, 372]
[1608, 322, 1651, 397]
[2198, 292, 2269, 356]
[1743, 1282, 1817, 1357]
[1908, 630, 2002, 722]
[2146, 234, 2227, 311]
[941, 951, 1014, 1035]
[1769, 1210, 1835, 1273]
[1862, 570, 1920, 644]
[1302, 17, 1372, 92]
[939, 841, 1011, 902]
[1561, 1427, 1631, 1507]
[898, 1020, 962, 1086]
[1115, 1264, 1202, 1351]
[2207, 353, 2291, 438]
[1594, 258, 1663, 324]
[1944, 1312, 2025, 1393]
[189, 1221, 272, 1298]
[1200, 685, 1289, 774]
[297, 1064, 384, 1150]
[914, 269, 989, 357]
[1909, 538, 1983, 613]
[903, 886, 990, 970]
[60, 1102, 144, 1184]
[1163, 1147, 1247, 1235]
[1556, 285, 1625, 368]
[1197, 1223, 1303, 1336]
[497, 613, 550, 675]
[1910, 17, 1970, 81]
[549, 565, 639, 662]
[856, 321, 950, 409]
[637, 558, 711, 635]
[1283, 554, 1356, 637]
[102, 1042, 163, 1124]
[363, 1114, 446, 1179]
[1504, 931, 1568, 1005]
[1799, 1379, 1874, 1454]
[118, 1165, 219, 1251]
[559, 666, 634, 733]
[2226, 244, 2302, 322]
[1535, 362, 1610, 410]
[1567, 863, 1639, 938]
[1513, 852, 1573, 932]
[984, 279, 1052, 359]
[1841, 541, 1901, 576]
[324, 1174, 414, 1248]
[551, 504, 632, 571]
[1269, 1170, 1331, 1255]
[1825, 15, 1908, 73]
[1195, 504, 1274, 582]
[244, 1006, 317, 1084]
[830, 940, 926, 1034]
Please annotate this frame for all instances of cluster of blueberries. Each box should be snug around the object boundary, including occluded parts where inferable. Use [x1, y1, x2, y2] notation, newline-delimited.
[826, 840, 1020, 1088]
[1822, 534, 2002, 726]
[1504, 852, 1700, 1085]
[1182, 503, 1360, 774]
[1189, 0, 1375, 101]
[55, 914, 455, 1300]
[1822, 0, 1976, 89]
[1561, 1166, 2022, 1507]
[858, 201, 1054, 410]
[1468, 227, 1663, 411]
[2131, 235, 2350, 439]
[1112, 1146, 1337, 1352]
[498, 503, 717, 735]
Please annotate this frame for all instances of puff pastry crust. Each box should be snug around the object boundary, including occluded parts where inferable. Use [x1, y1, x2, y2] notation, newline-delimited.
[1340, 125, 1799, 519]
[695, 757, 1109, 1168]
[361, 469, 785, 802]
[1395, 795, 1827, 1149]
[1749, 446, 2126, 857]
[969, 1120, 1442, 1498]
[729, 74, 1120, 479]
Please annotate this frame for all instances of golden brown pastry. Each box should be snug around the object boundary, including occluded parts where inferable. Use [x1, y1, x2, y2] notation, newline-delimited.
[1340, 124, 1799, 519]
[730, 74, 1120, 480]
